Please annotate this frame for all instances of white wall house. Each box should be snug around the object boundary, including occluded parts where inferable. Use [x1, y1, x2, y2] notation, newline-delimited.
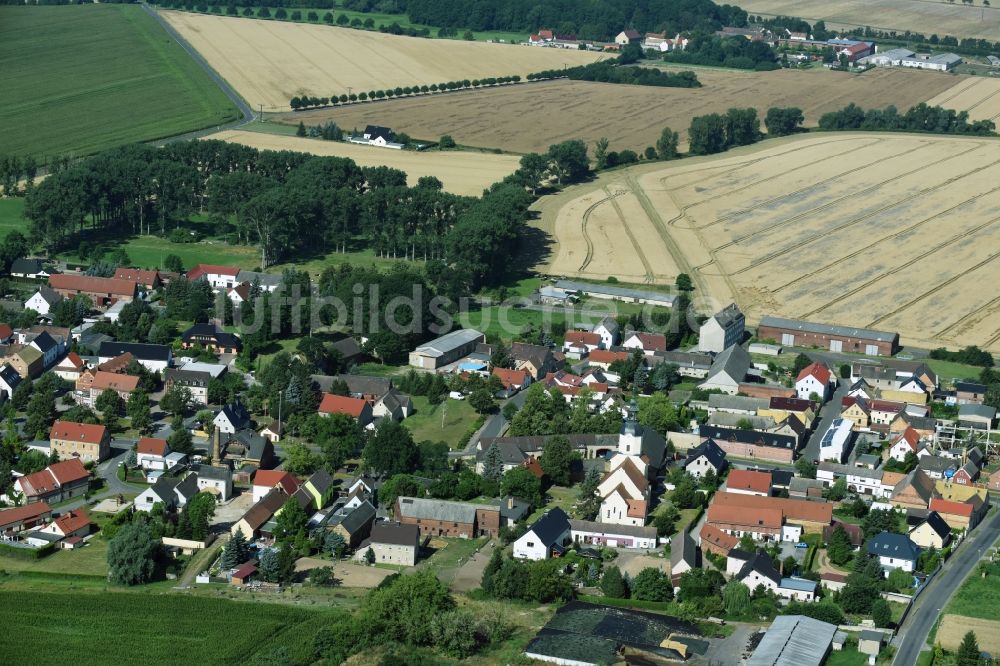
[513, 508, 572, 560]
[698, 303, 745, 353]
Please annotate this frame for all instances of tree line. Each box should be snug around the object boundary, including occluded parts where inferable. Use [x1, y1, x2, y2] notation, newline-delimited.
[664, 33, 779, 70]
[289, 76, 522, 110]
[818, 102, 995, 135]
[527, 61, 701, 88]
[21, 140, 531, 287]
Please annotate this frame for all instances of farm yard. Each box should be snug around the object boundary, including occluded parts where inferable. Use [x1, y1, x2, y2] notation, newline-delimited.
[286, 69, 959, 154]
[0, 5, 238, 157]
[534, 133, 1000, 352]
[731, 0, 1000, 42]
[160, 10, 607, 111]
[927, 76, 1000, 123]
[203, 129, 519, 196]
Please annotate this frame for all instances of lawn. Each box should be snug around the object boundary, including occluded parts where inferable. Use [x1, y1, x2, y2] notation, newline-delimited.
[420, 536, 487, 583]
[0, 199, 25, 239]
[924, 358, 989, 385]
[0, 5, 238, 158]
[457, 304, 602, 343]
[944, 560, 1000, 619]
[825, 646, 869, 666]
[0, 588, 341, 664]
[0, 536, 109, 577]
[527, 485, 578, 522]
[402, 395, 480, 449]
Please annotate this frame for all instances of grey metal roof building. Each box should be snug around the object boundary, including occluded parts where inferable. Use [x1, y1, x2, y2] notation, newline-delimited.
[395, 496, 497, 524]
[747, 615, 837, 666]
[552, 280, 677, 307]
[759, 316, 897, 343]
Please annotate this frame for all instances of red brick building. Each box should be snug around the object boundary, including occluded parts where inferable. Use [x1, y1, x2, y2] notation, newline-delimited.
[48, 274, 137, 310]
[757, 316, 899, 357]
[394, 496, 500, 538]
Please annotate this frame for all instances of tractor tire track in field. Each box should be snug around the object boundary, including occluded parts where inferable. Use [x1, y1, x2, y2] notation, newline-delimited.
[577, 189, 627, 273]
[709, 142, 993, 260]
[772, 183, 1000, 293]
[935, 293, 1000, 338]
[679, 137, 889, 229]
[605, 186, 656, 283]
[932, 77, 983, 106]
[730, 150, 1000, 275]
[965, 85, 1000, 114]
[798, 212, 1000, 319]
[864, 248, 1000, 327]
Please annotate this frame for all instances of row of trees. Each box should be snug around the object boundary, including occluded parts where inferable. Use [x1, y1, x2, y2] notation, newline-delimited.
[665, 33, 779, 70]
[526, 62, 701, 88]
[818, 103, 996, 135]
[689, 107, 762, 155]
[290, 76, 522, 110]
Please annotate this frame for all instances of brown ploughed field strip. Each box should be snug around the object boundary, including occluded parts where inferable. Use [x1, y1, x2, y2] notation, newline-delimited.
[938, 616, 1000, 655]
[283, 69, 958, 153]
[535, 133, 1000, 352]
[927, 77, 1000, 122]
[203, 129, 519, 196]
[731, 0, 1000, 41]
[160, 10, 606, 111]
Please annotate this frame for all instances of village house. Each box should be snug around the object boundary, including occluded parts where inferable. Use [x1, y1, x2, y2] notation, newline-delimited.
[725, 469, 772, 496]
[326, 500, 377, 548]
[408, 328, 485, 370]
[53, 352, 85, 382]
[513, 507, 572, 560]
[568, 519, 658, 550]
[395, 496, 500, 539]
[348, 125, 403, 148]
[318, 393, 374, 427]
[0, 503, 53, 535]
[706, 491, 832, 540]
[355, 522, 420, 566]
[622, 332, 668, 355]
[698, 303, 745, 353]
[509, 342, 556, 379]
[817, 462, 887, 497]
[302, 469, 335, 510]
[49, 420, 109, 463]
[928, 496, 987, 531]
[819, 418, 854, 464]
[592, 317, 620, 349]
[959, 404, 997, 429]
[13, 458, 89, 504]
[80, 370, 139, 407]
[699, 345, 752, 394]
[163, 366, 216, 406]
[0, 363, 20, 399]
[867, 532, 920, 575]
[133, 475, 199, 512]
[6, 345, 44, 379]
[758, 397, 816, 428]
[192, 465, 232, 501]
[909, 511, 951, 550]
[889, 469, 938, 511]
[728, 549, 818, 601]
[180, 323, 242, 354]
[214, 400, 252, 434]
[26, 509, 91, 548]
[186, 264, 241, 290]
[563, 330, 602, 357]
[252, 470, 300, 503]
[683, 438, 728, 478]
[135, 437, 182, 471]
[697, 425, 797, 464]
[231, 488, 289, 539]
[24, 286, 61, 316]
[97, 341, 171, 373]
[11, 258, 52, 280]
[796, 362, 834, 402]
[700, 523, 739, 556]
[615, 29, 641, 45]
[955, 382, 986, 405]
[888, 426, 923, 462]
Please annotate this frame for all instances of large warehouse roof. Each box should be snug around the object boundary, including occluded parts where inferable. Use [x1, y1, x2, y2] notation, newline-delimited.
[747, 615, 837, 666]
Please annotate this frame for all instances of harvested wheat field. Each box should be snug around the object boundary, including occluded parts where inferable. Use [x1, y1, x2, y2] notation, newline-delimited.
[733, 0, 1000, 41]
[204, 129, 518, 196]
[161, 10, 606, 111]
[535, 133, 1000, 352]
[938, 615, 1000, 655]
[927, 76, 1000, 122]
[282, 69, 958, 153]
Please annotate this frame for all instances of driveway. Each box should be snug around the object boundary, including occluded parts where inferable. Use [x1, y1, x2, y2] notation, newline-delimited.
[450, 388, 529, 459]
[294, 558, 403, 588]
[698, 623, 759, 666]
[450, 540, 495, 592]
[800, 376, 849, 463]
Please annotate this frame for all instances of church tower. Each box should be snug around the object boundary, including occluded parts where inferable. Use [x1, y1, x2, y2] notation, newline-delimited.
[618, 400, 643, 454]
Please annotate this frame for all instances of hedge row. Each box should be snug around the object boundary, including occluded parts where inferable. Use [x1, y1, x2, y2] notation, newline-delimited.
[290, 75, 522, 110]
[0, 542, 57, 561]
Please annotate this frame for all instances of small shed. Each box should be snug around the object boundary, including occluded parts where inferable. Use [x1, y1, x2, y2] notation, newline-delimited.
[832, 631, 848, 651]
[858, 630, 886, 656]
[231, 561, 258, 586]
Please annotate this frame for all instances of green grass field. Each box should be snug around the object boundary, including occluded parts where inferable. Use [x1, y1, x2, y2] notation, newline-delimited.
[402, 395, 479, 448]
[0, 538, 109, 577]
[0, 588, 339, 664]
[0, 5, 239, 158]
[0, 199, 25, 239]
[924, 358, 989, 385]
[945, 560, 1000, 619]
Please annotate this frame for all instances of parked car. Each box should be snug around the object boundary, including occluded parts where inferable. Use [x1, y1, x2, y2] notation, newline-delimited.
[448, 391, 465, 400]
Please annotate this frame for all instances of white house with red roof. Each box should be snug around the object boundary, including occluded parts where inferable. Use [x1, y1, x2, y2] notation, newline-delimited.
[252, 470, 300, 503]
[492, 367, 530, 393]
[795, 362, 834, 402]
[622, 332, 667, 355]
[318, 393, 373, 427]
[725, 469, 772, 496]
[34, 509, 91, 543]
[53, 351, 86, 381]
[186, 264, 241, 290]
[13, 458, 90, 504]
[888, 426, 922, 462]
[135, 437, 185, 472]
[563, 330, 601, 357]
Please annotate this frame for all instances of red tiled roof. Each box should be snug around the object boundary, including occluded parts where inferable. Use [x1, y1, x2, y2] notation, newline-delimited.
[49, 420, 108, 445]
[712, 491, 833, 524]
[318, 393, 368, 417]
[588, 349, 630, 364]
[137, 437, 168, 457]
[114, 268, 160, 285]
[797, 362, 832, 384]
[708, 503, 783, 529]
[604, 457, 648, 493]
[870, 399, 905, 413]
[523, 456, 544, 479]
[48, 274, 137, 297]
[62, 352, 84, 370]
[626, 499, 647, 518]
[726, 469, 772, 494]
[253, 470, 300, 495]
[928, 497, 973, 518]
[186, 264, 241, 281]
[233, 562, 257, 579]
[53, 509, 90, 536]
[492, 367, 528, 389]
[0, 502, 52, 527]
[98, 353, 133, 374]
[769, 397, 813, 411]
[565, 331, 601, 346]
[228, 282, 252, 301]
[892, 426, 920, 453]
[0, 324, 12, 340]
[700, 523, 738, 553]
[90, 370, 140, 392]
[48, 458, 88, 485]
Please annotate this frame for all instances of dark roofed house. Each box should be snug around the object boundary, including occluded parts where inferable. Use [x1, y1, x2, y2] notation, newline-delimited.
[356, 522, 421, 566]
[11, 258, 47, 279]
[684, 438, 727, 478]
[513, 507, 571, 560]
[97, 341, 171, 371]
[698, 425, 798, 464]
[181, 323, 242, 354]
[670, 528, 699, 585]
[867, 532, 920, 573]
[330, 500, 377, 547]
